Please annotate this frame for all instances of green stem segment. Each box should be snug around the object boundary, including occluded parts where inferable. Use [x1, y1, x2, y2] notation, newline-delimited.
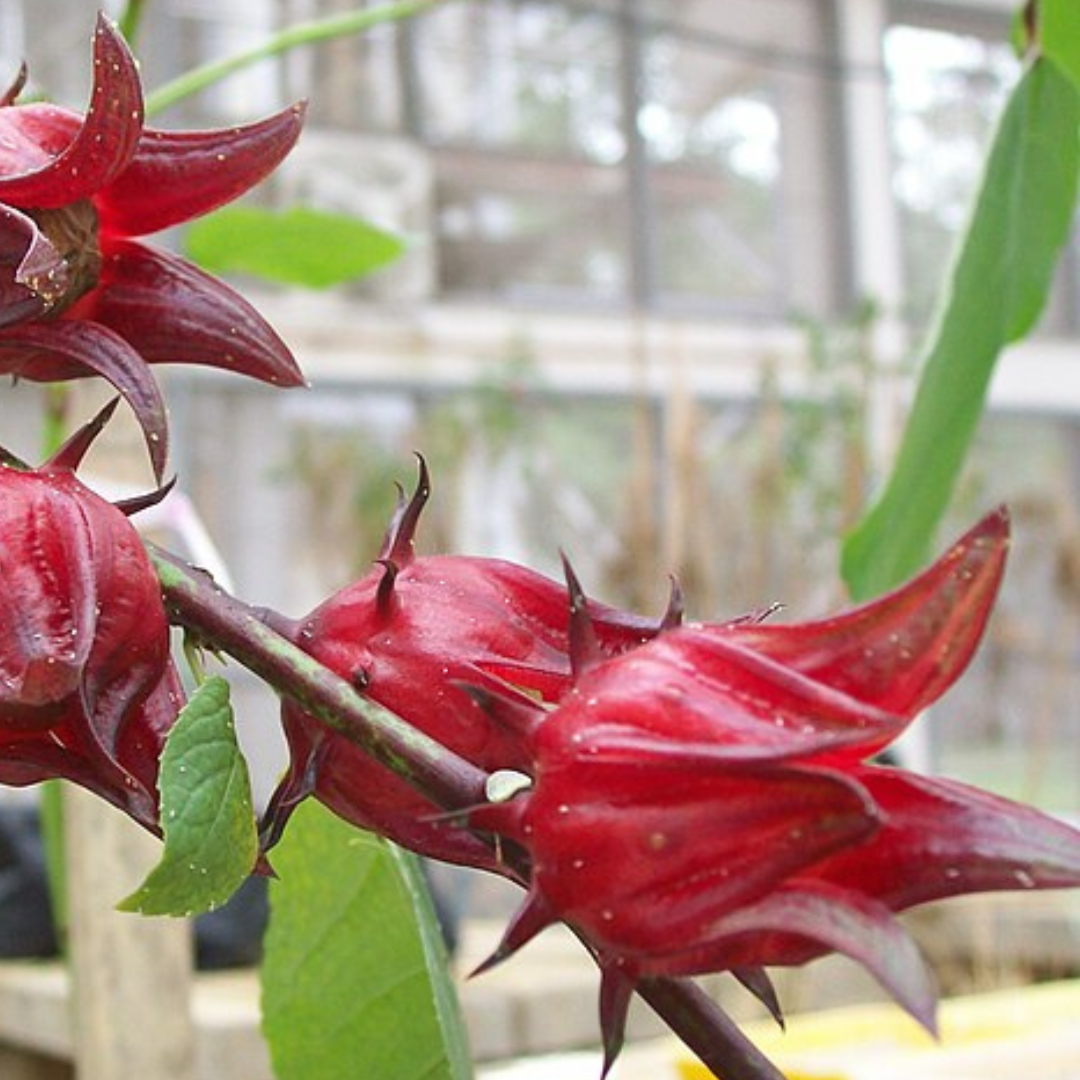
[149, 543, 783, 1080]
[145, 0, 444, 116]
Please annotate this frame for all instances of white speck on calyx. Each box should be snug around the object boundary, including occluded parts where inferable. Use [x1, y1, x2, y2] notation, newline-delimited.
[485, 769, 532, 803]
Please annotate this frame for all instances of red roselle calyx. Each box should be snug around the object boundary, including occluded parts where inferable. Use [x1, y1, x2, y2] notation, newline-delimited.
[467, 508, 1080, 1069]
[0, 404, 182, 833]
[0, 15, 307, 481]
[266, 458, 666, 870]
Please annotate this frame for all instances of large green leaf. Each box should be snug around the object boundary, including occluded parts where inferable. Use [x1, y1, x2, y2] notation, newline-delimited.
[183, 206, 405, 289]
[1043, 0, 1080, 93]
[842, 59, 1080, 600]
[118, 676, 258, 916]
[261, 801, 473, 1080]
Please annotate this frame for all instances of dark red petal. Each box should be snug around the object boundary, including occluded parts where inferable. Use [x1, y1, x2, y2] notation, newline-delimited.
[78, 502, 171, 757]
[278, 702, 502, 874]
[0, 16, 143, 207]
[0, 717, 116, 794]
[96, 102, 307, 237]
[115, 659, 185, 832]
[526, 762, 880, 955]
[0, 471, 95, 710]
[46, 397, 120, 472]
[668, 882, 939, 1034]
[0, 204, 68, 326]
[809, 765, 1080, 909]
[83, 239, 304, 387]
[455, 678, 545, 741]
[548, 628, 904, 767]
[720, 508, 1009, 719]
[0, 319, 168, 480]
[0, 695, 162, 835]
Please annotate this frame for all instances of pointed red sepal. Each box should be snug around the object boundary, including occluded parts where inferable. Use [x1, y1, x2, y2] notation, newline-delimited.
[659, 575, 685, 631]
[461, 789, 528, 842]
[0, 320, 168, 481]
[0, 445, 28, 470]
[46, 397, 120, 472]
[374, 558, 400, 617]
[454, 680, 545, 741]
[113, 476, 177, 517]
[378, 454, 430, 568]
[598, 959, 637, 1078]
[562, 554, 602, 678]
[559, 628, 906, 767]
[83, 239, 305, 387]
[0, 16, 143, 208]
[724, 507, 1009, 721]
[731, 967, 784, 1030]
[811, 766, 1080, 910]
[470, 889, 556, 978]
[96, 101, 307, 237]
[0, 62, 27, 108]
[0, 205, 69, 325]
[684, 882, 940, 1036]
[259, 737, 328, 854]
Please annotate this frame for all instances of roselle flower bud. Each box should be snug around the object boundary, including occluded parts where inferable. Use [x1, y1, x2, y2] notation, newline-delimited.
[468, 508, 1080, 1069]
[267, 459, 661, 870]
[0, 16, 306, 480]
[0, 409, 181, 832]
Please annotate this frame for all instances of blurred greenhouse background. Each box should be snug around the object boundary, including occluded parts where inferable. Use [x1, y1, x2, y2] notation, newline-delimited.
[3, 0, 1080, 820]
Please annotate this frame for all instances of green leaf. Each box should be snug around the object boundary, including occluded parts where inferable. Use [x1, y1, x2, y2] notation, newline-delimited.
[118, 676, 257, 917]
[261, 802, 472, 1080]
[842, 59, 1080, 601]
[183, 206, 406, 289]
[1043, 0, 1080, 92]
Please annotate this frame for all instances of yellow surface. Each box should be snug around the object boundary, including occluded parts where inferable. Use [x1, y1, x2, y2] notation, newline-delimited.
[675, 980, 1080, 1080]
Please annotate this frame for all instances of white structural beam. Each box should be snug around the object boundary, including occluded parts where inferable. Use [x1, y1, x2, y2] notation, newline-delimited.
[834, 0, 905, 320]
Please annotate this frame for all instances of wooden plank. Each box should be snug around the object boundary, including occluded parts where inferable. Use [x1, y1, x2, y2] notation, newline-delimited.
[62, 786, 196, 1080]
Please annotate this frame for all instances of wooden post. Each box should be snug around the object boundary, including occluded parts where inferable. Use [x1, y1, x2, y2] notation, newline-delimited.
[63, 786, 196, 1080]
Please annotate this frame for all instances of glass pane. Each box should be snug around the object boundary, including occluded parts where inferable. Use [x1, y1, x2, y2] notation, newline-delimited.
[415, 0, 623, 163]
[933, 413, 1080, 813]
[298, 0, 403, 133]
[642, 26, 783, 310]
[885, 23, 1019, 326]
[437, 158, 628, 301]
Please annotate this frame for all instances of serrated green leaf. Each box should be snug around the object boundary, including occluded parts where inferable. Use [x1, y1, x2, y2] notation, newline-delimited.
[1043, 0, 1080, 93]
[842, 59, 1080, 600]
[118, 676, 257, 917]
[261, 801, 472, 1080]
[183, 206, 406, 289]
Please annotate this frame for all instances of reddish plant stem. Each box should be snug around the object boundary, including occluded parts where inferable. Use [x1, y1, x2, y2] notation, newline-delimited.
[149, 543, 489, 813]
[639, 980, 785, 1080]
[149, 542, 783, 1080]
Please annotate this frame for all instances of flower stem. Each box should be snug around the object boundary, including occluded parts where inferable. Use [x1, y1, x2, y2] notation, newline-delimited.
[639, 980, 786, 1080]
[149, 542, 783, 1080]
